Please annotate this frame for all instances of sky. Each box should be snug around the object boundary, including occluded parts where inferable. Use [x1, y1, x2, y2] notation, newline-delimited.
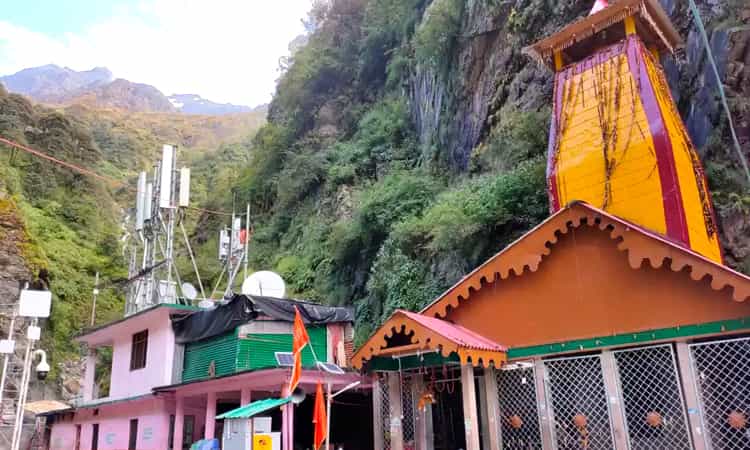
[0, 0, 313, 106]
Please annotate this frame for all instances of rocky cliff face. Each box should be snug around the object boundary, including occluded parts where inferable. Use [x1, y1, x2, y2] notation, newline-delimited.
[412, 0, 749, 269]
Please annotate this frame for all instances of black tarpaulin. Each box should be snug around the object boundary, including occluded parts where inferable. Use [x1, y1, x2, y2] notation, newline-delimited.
[171, 295, 257, 344]
[171, 294, 353, 344]
[249, 295, 354, 324]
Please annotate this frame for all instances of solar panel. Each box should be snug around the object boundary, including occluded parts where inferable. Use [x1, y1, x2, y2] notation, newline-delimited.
[275, 352, 294, 367]
[317, 361, 345, 375]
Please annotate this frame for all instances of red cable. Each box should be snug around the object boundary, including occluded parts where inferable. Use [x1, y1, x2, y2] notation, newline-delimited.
[0, 135, 243, 217]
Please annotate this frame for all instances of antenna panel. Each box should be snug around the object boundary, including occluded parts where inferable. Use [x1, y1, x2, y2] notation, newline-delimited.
[144, 182, 153, 222]
[135, 172, 147, 231]
[159, 144, 174, 208]
[179, 167, 191, 207]
[219, 229, 230, 260]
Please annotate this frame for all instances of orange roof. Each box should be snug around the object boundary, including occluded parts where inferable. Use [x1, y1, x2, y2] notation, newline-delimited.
[420, 202, 750, 319]
[351, 309, 506, 369]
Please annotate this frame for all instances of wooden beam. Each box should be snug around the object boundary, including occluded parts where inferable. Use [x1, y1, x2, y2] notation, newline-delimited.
[461, 365, 481, 450]
[482, 367, 502, 450]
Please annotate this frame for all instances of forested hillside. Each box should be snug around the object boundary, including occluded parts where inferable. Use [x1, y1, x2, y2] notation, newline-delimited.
[190, 0, 750, 345]
[1, 0, 748, 397]
[0, 84, 264, 388]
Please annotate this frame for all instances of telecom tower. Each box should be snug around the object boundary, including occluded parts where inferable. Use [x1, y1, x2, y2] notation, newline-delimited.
[126, 145, 191, 315]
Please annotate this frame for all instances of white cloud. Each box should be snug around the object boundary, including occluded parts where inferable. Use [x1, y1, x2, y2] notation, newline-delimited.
[0, 0, 312, 106]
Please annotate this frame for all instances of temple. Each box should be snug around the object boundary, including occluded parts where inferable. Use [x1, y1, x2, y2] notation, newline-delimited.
[353, 1, 750, 450]
[525, 0, 723, 263]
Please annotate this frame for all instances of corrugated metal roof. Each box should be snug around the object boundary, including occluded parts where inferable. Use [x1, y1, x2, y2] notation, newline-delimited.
[396, 310, 505, 352]
[216, 397, 291, 419]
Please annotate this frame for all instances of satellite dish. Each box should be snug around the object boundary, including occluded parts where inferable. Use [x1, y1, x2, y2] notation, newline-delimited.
[198, 300, 215, 309]
[181, 282, 198, 301]
[241, 271, 286, 298]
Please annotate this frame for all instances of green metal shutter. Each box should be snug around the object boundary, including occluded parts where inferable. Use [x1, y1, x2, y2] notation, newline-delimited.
[182, 331, 239, 382]
[237, 326, 327, 371]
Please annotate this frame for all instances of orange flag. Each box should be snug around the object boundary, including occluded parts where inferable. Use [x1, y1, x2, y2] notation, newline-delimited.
[313, 381, 327, 450]
[288, 306, 310, 394]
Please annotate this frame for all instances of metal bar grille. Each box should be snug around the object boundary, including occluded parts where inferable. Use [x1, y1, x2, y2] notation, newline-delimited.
[613, 345, 692, 449]
[377, 375, 392, 450]
[497, 364, 543, 449]
[401, 374, 416, 446]
[689, 337, 750, 450]
[544, 355, 615, 450]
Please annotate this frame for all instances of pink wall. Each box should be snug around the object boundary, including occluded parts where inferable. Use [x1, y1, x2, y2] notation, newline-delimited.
[49, 422, 77, 450]
[50, 397, 172, 450]
[108, 312, 176, 399]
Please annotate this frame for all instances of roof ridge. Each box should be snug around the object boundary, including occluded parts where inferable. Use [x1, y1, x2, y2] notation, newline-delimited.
[420, 202, 750, 318]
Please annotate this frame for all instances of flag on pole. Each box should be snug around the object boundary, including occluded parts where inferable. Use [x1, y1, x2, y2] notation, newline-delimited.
[288, 306, 310, 394]
[589, 0, 608, 15]
[313, 381, 327, 450]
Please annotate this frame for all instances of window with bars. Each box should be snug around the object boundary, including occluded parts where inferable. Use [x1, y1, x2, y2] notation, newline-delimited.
[130, 330, 148, 370]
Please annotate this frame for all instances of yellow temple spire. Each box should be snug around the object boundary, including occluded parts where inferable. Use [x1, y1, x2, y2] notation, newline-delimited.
[525, 0, 723, 263]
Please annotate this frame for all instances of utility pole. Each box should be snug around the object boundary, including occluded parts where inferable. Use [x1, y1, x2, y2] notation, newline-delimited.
[90, 272, 99, 327]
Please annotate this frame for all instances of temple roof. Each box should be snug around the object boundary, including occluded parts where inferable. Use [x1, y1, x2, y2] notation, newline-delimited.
[524, 0, 683, 69]
[351, 309, 507, 369]
[420, 202, 750, 320]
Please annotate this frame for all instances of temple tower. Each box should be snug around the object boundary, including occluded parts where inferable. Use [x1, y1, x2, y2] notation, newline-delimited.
[526, 0, 723, 263]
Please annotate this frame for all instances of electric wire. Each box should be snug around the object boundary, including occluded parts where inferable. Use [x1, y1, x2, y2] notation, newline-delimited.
[0, 134, 244, 216]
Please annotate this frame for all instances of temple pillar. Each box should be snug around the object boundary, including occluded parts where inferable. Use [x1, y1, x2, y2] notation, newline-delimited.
[600, 351, 629, 449]
[241, 388, 252, 406]
[482, 367, 502, 450]
[534, 359, 555, 450]
[412, 374, 433, 450]
[372, 375, 385, 450]
[387, 373, 404, 450]
[82, 349, 97, 402]
[461, 365, 481, 450]
[675, 342, 707, 450]
[282, 385, 293, 450]
[173, 396, 184, 450]
[205, 392, 217, 440]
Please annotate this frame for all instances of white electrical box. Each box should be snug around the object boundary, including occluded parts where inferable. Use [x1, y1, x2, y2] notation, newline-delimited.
[0, 339, 15, 354]
[19, 289, 52, 318]
[27, 326, 41, 341]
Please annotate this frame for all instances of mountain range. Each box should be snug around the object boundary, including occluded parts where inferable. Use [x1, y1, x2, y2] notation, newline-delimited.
[0, 64, 256, 115]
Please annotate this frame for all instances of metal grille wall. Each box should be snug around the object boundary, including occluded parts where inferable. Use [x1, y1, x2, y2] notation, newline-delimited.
[613, 345, 692, 449]
[375, 375, 392, 450]
[544, 355, 615, 450]
[401, 374, 416, 446]
[690, 337, 750, 450]
[497, 365, 543, 449]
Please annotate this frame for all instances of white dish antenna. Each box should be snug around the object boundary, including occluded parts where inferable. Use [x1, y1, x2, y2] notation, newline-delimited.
[241, 271, 286, 298]
[198, 299, 215, 309]
[181, 282, 198, 301]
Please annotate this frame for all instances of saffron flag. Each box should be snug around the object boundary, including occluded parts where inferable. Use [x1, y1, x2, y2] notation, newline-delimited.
[288, 306, 310, 394]
[313, 381, 327, 450]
